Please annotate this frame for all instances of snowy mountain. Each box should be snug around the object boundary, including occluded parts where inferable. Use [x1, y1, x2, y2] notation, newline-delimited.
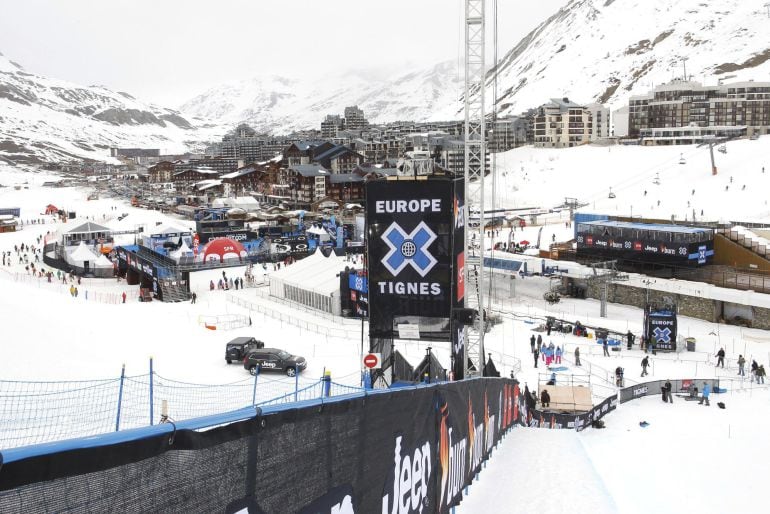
[179, 62, 464, 134]
[0, 52, 221, 164]
[181, 0, 770, 131]
[488, 0, 770, 115]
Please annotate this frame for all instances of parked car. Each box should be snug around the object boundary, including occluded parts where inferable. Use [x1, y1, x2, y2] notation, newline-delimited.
[226, 337, 265, 364]
[243, 348, 307, 376]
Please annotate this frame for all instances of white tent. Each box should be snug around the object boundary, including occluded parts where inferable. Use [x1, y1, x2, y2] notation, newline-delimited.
[169, 240, 195, 262]
[268, 250, 350, 315]
[94, 254, 114, 269]
[67, 241, 99, 265]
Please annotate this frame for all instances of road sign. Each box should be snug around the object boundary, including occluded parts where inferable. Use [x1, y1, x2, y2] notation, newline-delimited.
[363, 353, 381, 369]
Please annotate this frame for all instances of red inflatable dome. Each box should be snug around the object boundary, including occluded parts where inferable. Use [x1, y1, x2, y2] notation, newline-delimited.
[199, 238, 247, 263]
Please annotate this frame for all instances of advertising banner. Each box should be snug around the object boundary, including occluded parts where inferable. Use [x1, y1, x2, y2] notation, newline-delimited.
[645, 307, 678, 351]
[575, 230, 715, 267]
[366, 179, 455, 340]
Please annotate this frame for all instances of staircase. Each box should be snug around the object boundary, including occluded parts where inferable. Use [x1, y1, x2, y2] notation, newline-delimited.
[715, 226, 770, 272]
[159, 278, 190, 303]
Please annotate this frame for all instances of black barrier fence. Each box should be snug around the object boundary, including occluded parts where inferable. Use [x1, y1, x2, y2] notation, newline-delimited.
[525, 387, 618, 430]
[0, 378, 541, 514]
[619, 378, 720, 403]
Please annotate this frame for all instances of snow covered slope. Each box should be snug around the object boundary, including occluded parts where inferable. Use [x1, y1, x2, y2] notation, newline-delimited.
[491, 135, 770, 222]
[0, 52, 221, 164]
[182, 0, 770, 130]
[489, 0, 770, 114]
[179, 62, 464, 134]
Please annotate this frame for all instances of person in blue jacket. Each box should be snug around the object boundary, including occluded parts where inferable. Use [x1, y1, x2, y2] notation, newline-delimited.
[555, 345, 563, 364]
[698, 382, 711, 406]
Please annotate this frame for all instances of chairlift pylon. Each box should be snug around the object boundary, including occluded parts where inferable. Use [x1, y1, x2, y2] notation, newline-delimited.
[653, 172, 661, 185]
[679, 153, 687, 165]
[608, 187, 616, 199]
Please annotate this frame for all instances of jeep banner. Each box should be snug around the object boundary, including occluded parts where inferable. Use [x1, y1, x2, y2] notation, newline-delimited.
[366, 179, 456, 341]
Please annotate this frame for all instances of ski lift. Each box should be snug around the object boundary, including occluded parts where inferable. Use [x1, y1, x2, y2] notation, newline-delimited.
[608, 187, 616, 199]
[653, 172, 661, 185]
[718, 144, 727, 154]
[679, 153, 686, 165]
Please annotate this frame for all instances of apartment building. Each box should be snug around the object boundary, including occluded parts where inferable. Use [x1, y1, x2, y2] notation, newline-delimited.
[533, 98, 593, 148]
[628, 79, 770, 144]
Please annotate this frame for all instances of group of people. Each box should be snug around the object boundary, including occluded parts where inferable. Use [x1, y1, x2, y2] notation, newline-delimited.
[720, 350, 766, 383]
[529, 334, 563, 367]
[209, 271, 246, 291]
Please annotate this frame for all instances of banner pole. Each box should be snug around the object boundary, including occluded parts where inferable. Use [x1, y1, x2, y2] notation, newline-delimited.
[115, 364, 125, 432]
[149, 357, 154, 426]
[251, 366, 259, 406]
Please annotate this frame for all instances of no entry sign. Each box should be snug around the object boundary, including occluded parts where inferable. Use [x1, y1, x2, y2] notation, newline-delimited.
[363, 353, 382, 369]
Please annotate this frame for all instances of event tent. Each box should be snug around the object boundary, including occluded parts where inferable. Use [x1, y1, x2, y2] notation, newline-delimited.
[268, 250, 351, 315]
[67, 241, 99, 265]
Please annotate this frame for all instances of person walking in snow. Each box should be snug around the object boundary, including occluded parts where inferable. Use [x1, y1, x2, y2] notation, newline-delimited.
[641, 356, 650, 377]
[737, 355, 746, 377]
[555, 345, 563, 364]
[751, 360, 759, 382]
[574, 346, 581, 366]
[758, 365, 766, 384]
[537, 334, 543, 348]
[699, 382, 711, 406]
[716, 348, 725, 368]
[122, 291, 126, 304]
[603, 338, 610, 357]
[191, 292, 197, 304]
[540, 342, 546, 362]
[530, 334, 536, 354]
[533, 347, 539, 368]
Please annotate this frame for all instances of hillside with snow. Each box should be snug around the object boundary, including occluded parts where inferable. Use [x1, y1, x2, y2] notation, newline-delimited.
[0, 52, 222, 164]
[491, 135, 770, 222]
[181, 0, 770, 131]
[488, 0, 770, 115]
[179, 61, 464, 134]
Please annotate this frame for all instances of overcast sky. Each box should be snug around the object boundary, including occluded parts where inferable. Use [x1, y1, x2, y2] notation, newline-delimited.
[0, 0, 566, 107]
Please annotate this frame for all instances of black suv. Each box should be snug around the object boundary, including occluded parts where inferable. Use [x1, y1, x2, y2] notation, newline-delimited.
[243, 348, 307, 377]
[225, 337, 265, 364]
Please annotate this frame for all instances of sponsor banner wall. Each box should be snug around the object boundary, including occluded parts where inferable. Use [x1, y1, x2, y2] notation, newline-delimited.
[0, 379, 520, 514]
[575, 232, 715, 267]
[619, 378, 720, 404]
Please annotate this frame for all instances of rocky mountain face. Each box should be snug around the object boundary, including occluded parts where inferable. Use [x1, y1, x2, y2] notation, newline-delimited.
[487, 0, 770, 115]
[179, 61, 465, 135]
[0, 52, 217, 164]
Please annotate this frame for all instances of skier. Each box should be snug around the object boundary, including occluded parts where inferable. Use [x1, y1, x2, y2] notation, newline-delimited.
[641, 356, 650, 377]
[574, 346, 581, 366]
[737, 355, 746, 376]
[716, 348, 725, 368]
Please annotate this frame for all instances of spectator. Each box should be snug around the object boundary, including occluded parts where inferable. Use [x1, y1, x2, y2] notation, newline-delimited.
[530, 334, 536, 354]
[615, 366, 624, 387]
[540, 389, 551, 408]
[533, 347, 539, 368]
[603, 338, 610, 357]
[751, 360, 759, 382]
[758, 365, 766, 384]
[662, 380, 673, 403]
[547, 373, 556, 385]
[574, 346, 581, 366]
[737, 355, 746, 377]
[641, 356, 650, 377]
[716, 348, 725, 368]
[555, 345, 563, 364]
[191, 292, 197, 304]
[699, 382, 711, 406]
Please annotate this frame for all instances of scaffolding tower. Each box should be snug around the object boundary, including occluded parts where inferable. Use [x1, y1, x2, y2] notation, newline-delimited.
[463, 0, 486, 378]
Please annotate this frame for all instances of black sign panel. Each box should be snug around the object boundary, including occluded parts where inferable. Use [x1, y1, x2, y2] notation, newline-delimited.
[575, 229, 715, 267]
[645, 307, 678, 351]
[451, 178, 466, 379]
[366, 179, 454, 340]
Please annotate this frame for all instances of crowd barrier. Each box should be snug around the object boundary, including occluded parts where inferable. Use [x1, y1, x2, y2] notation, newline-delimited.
[0, 378, 531, 513]
[0, 362, 364, 450]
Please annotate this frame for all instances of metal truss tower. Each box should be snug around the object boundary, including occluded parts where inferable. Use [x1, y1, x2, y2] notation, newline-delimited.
[463, 0, 486, 378]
